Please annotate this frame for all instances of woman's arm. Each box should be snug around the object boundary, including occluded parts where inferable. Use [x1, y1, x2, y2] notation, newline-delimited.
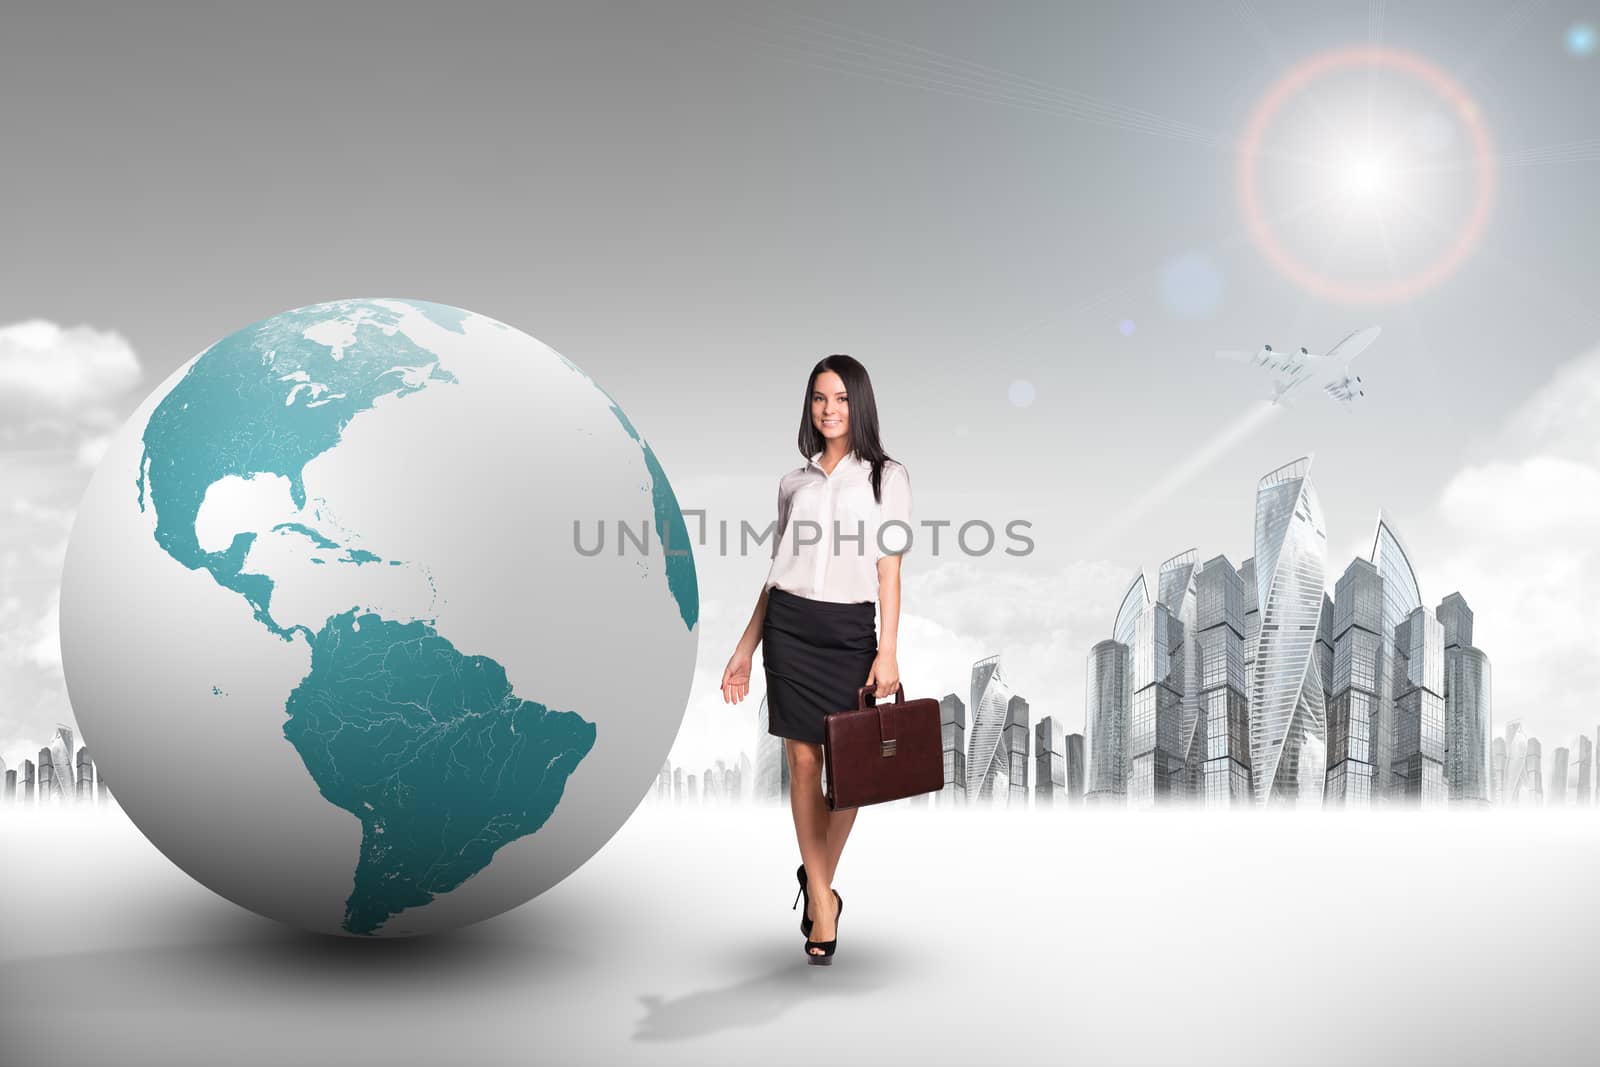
[867, 554, 901, 698]
[723, 478, 787, 704]
[720, 584, 768, 705]
[736, 585, 770, 656]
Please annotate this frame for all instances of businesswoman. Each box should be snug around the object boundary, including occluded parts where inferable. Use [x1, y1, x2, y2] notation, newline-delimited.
[719, 353, 912, 965]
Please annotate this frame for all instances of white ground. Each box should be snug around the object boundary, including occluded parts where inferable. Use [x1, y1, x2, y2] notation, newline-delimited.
[2, 800, 1597, 1067]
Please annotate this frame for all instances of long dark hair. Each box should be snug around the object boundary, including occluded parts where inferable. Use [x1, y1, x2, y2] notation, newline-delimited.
[797, 354, 897, 504]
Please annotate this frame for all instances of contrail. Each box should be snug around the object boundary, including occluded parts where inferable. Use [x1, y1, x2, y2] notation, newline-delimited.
[1088, 400, 1283, 552]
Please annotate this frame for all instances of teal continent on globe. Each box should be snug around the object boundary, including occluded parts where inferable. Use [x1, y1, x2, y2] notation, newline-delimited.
[131, 298, 695, 934]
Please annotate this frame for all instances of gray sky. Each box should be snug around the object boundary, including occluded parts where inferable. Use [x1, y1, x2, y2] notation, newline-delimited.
[3, 0, 1598, 775]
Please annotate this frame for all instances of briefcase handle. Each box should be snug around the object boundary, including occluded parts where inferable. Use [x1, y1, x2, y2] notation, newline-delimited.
[857, 683, 905, 709]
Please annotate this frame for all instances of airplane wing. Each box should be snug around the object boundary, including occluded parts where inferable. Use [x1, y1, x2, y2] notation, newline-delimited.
[1325, 325, 1382, 364]
[1214, 347, 1314, 375]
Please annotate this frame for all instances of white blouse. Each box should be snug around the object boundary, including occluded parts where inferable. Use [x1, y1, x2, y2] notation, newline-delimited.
[763, 450, 913, 604]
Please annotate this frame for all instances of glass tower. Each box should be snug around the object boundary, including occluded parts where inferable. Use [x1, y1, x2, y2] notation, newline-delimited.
[1129, 601, 1184, 808]
[1490, 736, 1506, 803]
[1065, 733, 1085, 804]
[1569, 735, 1595, 805]
[49, 724, 74, 801]
[968, 655, 1024, 804]
[38, 747, 57, 806]
[1084, 639, 1130, 806]
[1157, 549, 1200, 800]
[1327, 558, 1383, 806]
[940, 694, 967, 806]
[1443, 646, 1493, 805]
[1501, 721, 1528, 805]
[1370, 514, 1424, 801]
[1194, 554, 1251, 806]
[76, 747, 94, 802]
[1034, 716, 1065, 806]
[1114, 572, 1150, 649]
[1005, 695, 1031, 807]
[1522, 738, 1544, 806]
[1249, 457, 1329, 807]
[1437, 591, 1492, 806]
[1391, 606, 1447, 807]
[1549, 747, 1571, 805]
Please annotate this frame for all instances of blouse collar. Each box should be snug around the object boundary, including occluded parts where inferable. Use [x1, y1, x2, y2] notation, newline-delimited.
[808, 449, 870, 478]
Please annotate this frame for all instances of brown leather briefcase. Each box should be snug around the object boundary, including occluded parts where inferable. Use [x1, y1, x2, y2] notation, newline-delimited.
[822, 683, 945, 810]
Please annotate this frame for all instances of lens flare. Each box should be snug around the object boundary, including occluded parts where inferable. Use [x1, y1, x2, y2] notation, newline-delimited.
[1237, 46, 1495, 304]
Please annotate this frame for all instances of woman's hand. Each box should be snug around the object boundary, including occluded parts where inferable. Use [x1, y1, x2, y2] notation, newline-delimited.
[864, 650, 900, 699]
[720, 648, 754, 704]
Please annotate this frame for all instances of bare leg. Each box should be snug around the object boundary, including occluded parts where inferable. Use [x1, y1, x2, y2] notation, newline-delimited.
[786, 739, 859, 954]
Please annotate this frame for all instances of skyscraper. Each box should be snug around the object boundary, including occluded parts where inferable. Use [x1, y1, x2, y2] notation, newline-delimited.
[1084, 639, 1130, 806]
[1326, 558, 1383, 806]
[1522, 738, 1544, 807]
[1501, 721, 1528, 805]
[1249, 458, 1329, 807]
[1065, 732, 1085, 805]
[3, 768, 14, 802]
[22, 758, 35, 803]
[1114, 571, 1150, 650]
[1240, 556, 1260, 713]
[1437, 593, 1474, 652]
[673, 766, 684, 805]
[37, 747, 56, 806]
[1129, 599, 1184, 808]
[1157, 549, 1200, 799]
[939, 694, 967, 807]
[1316, 593, 1335, 735]
[968, 655, 1025, 804]
[1370, 513, 1424, 801]
[1439, 593, 1492, 806]
[1560, 736, 1591, 805]
[1034, 716, 1065, 806]
[1005, 695, 1031, 807]
[1491, 736, 1507, 804]
[76, 746, 94, 803]
[49, 724, 75, 801]
[1391, 606, 1447, 807]
[1192, 554, 1251, 807]
[1549, 747, 1570, 805]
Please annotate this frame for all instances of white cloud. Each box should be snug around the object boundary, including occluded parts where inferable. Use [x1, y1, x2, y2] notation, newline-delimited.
[75, 434, 112, 469]
[0, 319, 141, 410]
[22, 590, 61, 671]
[1431, 340, 1600, 751]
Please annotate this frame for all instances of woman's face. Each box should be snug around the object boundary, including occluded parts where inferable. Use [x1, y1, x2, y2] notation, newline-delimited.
[810, 370, 849, 446]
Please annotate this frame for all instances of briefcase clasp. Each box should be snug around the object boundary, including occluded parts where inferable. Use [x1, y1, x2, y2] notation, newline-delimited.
[880, 739, 897, 757]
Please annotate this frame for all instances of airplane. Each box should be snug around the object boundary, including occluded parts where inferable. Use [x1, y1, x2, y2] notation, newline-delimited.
[1214, 325, 1381, 408]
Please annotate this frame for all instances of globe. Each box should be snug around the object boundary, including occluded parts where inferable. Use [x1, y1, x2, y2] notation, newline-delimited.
[59, 298, 699, 937]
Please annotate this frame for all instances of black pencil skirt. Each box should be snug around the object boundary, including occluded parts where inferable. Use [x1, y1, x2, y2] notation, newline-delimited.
[763, 586, 878, 745]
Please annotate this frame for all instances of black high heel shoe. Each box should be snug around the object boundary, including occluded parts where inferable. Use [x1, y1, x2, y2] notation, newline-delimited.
[804, 889, 842, 965]
[793, 864, 812, 937]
